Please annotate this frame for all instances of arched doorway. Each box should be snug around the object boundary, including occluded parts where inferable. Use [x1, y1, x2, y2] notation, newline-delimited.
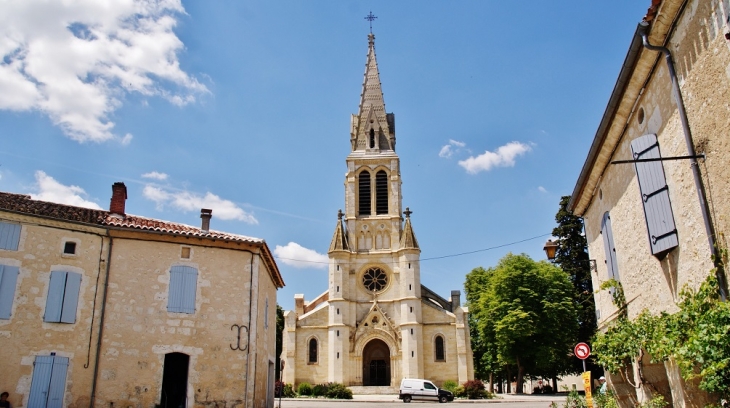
[362, 339, 390, 386]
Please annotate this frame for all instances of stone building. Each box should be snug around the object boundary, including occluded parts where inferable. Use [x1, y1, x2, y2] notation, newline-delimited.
[281, 33, 473, 391]
[0, 183, 284, 408]
[569, 0, 730, 405]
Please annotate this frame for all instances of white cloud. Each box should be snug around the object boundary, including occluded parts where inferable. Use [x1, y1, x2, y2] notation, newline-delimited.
[0, 0, 208, 143]
[273, 242, 328, 269]
[120, 133, 133, 146]
[538, 186, 547, 193]
[141, 171, 168, 181]
[31, 170, 102, 209]
[438, 139, 466, 158]
[142, 185, 257, 224]
[458, 141, 532, 174]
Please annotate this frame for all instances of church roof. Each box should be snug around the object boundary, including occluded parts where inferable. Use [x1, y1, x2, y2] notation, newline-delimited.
[328, 209, 350, 253]
[399, 207, 419, 250]
[351, 33, 395, 152]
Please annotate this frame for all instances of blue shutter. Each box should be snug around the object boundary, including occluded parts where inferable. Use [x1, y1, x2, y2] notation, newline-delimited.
[168, 267, 184, 313]
[28, 356, 54, 408]
[45, 272, 67, 323]
[631, 134, 679, 255]
[0, 222, 21, 251]
[180, 266, 197, 314]
[60, 272, 81, 323]
[601, 212, 620, 282]
[46, 356, 69, 408]
[0, 265, 20, 319]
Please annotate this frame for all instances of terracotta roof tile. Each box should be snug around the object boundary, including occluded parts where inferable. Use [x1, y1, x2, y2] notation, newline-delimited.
[0, 191, 262, 244]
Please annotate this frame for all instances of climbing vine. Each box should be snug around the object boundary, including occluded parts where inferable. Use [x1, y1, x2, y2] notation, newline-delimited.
[592, 263, 730, 404]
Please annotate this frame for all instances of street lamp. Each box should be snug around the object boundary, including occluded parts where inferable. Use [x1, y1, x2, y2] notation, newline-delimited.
[543, 239, 559, 261]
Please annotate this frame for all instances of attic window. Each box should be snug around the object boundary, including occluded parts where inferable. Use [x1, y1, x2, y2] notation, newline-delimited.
[63, 242, 76, 255]
[181, 247, 191, 259]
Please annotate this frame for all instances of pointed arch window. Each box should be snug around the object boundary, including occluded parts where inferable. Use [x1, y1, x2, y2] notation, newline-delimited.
[308, 338, 318, 364]
[358, 171, 371, 216]
[376, 170, 388, 215]
[369, 128, 375, 148]
[435, 335, 445, 361]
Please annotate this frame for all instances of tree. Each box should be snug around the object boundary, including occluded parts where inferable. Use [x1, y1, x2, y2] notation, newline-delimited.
[276, 304, 284, 380]
[552, 196, 599, 375]
[465, 253, 578, 393]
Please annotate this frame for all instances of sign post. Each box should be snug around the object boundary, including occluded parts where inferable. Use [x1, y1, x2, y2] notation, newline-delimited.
[574, 343, 592, 408]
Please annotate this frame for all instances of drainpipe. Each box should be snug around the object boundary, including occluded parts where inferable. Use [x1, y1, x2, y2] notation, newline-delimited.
[637, 21, 727, 300]
[90, 235, 113, 408]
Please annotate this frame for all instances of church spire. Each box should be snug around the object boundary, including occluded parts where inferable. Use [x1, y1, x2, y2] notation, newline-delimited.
[350, 33, 395, 152]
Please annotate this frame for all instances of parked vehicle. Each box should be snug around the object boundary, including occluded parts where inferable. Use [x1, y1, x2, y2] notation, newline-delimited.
[398, 378, 454, 403]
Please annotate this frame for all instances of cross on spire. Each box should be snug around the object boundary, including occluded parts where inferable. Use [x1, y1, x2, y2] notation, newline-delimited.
[364, 11, 377, 33]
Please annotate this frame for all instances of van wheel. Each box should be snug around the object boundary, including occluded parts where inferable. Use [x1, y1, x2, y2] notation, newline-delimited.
[439, 395, 448, 403]
[403, 395, 411, 403]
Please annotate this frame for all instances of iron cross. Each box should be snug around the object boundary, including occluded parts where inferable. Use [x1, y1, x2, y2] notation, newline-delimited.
[364, 11, 377, 33]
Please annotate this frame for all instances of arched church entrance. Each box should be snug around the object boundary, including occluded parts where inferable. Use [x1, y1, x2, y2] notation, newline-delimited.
[362, 339, 391, 386]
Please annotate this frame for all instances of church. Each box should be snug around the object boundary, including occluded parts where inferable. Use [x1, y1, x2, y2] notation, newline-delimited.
[281, 32, 473, 390]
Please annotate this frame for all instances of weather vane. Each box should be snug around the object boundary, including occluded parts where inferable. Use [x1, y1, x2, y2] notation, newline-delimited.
[364, 11, 377, 33]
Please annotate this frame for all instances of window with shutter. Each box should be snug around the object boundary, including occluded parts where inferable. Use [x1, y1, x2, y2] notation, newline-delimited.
[0, 222, 21, 251]
[358, 171, 371, 216]
[168, 266, 197, 314]
[44, 271, 81, 323]
[631, 134, 679, 257]
[375, 170, 388, 215]
[601, 212, 620, 283]
[28, 355, 69, 408]
[0, 264, 20, 319]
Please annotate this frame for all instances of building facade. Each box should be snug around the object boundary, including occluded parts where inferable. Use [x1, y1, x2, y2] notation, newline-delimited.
[0, 183, 284, 408]
[281, 33, 473, 390]
[569, 0, 730, 405]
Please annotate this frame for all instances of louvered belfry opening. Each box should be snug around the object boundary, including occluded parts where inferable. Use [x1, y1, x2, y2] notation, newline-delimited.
[376, 170, 388, 214]
[359, 171, 371, 216]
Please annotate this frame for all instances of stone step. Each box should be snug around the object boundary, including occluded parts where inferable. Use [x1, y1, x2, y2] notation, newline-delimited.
[348, 386, 398, 395]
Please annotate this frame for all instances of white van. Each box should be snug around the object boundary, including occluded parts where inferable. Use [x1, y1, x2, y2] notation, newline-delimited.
[398, 378, 454, 403]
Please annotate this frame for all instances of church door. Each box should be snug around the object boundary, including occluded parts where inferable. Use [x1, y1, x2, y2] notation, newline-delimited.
[362, 339, 390, 386]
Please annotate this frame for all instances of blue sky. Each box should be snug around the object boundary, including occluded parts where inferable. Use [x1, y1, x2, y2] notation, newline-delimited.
[0, 1, 649, 311]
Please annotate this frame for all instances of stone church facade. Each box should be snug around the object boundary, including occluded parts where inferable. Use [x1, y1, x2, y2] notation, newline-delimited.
[281, 33, 473, 389]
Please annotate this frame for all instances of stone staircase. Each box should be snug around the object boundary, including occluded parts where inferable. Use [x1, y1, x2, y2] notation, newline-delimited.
[348, 386, 398, 395]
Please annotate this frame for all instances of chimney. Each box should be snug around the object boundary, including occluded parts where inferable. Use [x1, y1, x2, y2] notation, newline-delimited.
[110, 182, 127, 215]
[451, 290, 461, 310]
[200, 208, 212, 232]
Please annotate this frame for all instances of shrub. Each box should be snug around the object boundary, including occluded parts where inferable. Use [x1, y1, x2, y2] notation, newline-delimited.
[297, 382, 312, 396]
[274, 381, 295, 398]
[325, 383, 353, 399]
[311, 383, 329, 397]
[453, 385, 465, 398]
[442, 380, 458, 393]
[462, 379, 488, 399]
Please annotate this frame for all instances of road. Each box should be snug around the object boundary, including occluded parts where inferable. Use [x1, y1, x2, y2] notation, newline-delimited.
[277, 395, 565, 408]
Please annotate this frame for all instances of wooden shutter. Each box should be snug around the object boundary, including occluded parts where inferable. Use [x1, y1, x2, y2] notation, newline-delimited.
[375, 170, 388, 215]
[44, 272, 67, 323]
[601, 212, 620, 282]
[168, 266, 197, 314]
[46, 356, 69, 408]
[29, 356, 55, 408]
[60, 273, 81, 323]
[0, 222, 21, 251]
[0, 265, 20, 319]
[631, 134, 679, 256]
[358, 171, 371, 216]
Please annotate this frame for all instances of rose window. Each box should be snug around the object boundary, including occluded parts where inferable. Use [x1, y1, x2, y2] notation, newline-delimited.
[362, 267, 388, 292]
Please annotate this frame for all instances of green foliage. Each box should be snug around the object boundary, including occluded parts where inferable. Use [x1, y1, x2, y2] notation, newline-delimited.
[441, 380, 458, 393]
[465, 254, 579, 391]
[324, 383, 353, 399]
[548, 390, 587, 408]
[592, 389, 620, 408]
[592, 272, 730, 402]
[274, 381, 295, 398]
[297, 382, 312, 396]
[311, 383, 328, 397]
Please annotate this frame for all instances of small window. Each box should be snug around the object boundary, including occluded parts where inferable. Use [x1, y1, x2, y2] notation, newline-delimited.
[63, 242, 76, 255]
[180, 247, 191, 259]
[410, 328, 413, 335]
[435, 335, 445, 361]
[264, 298, 269, 329]
[0, 222, 21, 251]
[0, 264, 20, 319]
[44, 271, 82, 323]
[369, 128, 375, 148]
[410, 307, 413, 313]
[308, 338, 318, 364]
[167, 266, 197, 314]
